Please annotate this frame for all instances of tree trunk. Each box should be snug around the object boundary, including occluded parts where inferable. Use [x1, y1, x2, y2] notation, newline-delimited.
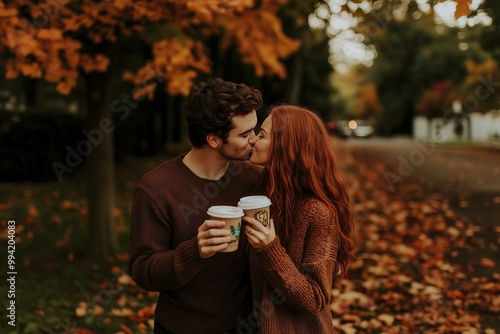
[146, 106, 156, 155]
[284, 28, 308, 103]
[209, 35, 223, 78]
[23, 77, 38, 109]
[172, 95, 183, 143]
[160, 94, 169, 149]
[85, 70, 118, 261]
[284, 52, 304, 103]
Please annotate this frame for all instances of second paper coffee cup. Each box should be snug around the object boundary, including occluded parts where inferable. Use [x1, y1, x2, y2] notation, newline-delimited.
[207, 206, 244, 252]
[238, 196, 272, 227]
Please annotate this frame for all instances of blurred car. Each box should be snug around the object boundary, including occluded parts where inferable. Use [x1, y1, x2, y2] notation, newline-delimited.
[326, 120, 352, 138]
[348, 119, 374, 138]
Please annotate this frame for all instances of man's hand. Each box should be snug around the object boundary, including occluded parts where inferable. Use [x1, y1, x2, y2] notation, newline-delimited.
[197, 220, 231, 259]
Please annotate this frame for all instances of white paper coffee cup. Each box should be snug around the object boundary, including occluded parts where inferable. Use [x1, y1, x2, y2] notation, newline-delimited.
[207, 206, 244, 252]
[238, 196, 272, 227]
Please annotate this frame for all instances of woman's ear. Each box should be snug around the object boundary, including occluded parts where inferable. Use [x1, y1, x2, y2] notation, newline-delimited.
[206, 134, 221, 148]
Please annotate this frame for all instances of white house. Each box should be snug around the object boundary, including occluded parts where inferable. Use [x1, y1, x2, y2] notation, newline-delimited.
[414, 111, 500, 143]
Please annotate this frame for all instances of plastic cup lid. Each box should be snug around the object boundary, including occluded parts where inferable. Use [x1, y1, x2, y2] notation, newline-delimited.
[207, 206, 244, 218]
[238, 195, 272, 210]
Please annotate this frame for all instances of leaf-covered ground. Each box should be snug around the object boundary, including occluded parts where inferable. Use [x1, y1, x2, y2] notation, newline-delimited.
[0, 143, 498, 333]
[333, 143, 499, 334]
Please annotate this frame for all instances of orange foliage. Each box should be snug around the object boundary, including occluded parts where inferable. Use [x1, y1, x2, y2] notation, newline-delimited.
[126, 39, 211, 98]
[417, 81, 458, 118]
[80, 54, 111, 74]
[464, 59, 499, 86]
[355, 83, 381, 119]
[182, 0, 254, 25]
[347, 0, 473, 20]
[224, 0, 301, 78]
[0, 0, 297, 96]
[462, 59, 500, 112]
[0, 0, 474, 96]
[453, 0, 473, 19]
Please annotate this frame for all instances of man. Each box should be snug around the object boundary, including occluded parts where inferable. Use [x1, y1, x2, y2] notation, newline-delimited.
[129, 78, 263, 334]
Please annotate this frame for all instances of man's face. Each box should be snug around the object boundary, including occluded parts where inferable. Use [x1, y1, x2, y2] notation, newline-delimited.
[218, 110, 257, 161]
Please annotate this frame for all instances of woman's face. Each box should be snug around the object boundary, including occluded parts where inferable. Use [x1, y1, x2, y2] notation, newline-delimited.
[250, 115, 272, 166]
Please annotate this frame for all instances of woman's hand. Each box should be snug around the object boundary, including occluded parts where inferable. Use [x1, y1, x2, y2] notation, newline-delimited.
[244, 217, 276, 249]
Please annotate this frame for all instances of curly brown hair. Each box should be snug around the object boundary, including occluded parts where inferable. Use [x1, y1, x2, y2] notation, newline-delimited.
[183, 78, 263, 148]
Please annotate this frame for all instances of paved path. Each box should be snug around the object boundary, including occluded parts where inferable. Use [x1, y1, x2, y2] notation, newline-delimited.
[340, 137, 499, 277]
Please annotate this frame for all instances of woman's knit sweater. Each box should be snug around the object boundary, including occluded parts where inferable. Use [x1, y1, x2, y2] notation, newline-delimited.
[248, 198, 339, 333]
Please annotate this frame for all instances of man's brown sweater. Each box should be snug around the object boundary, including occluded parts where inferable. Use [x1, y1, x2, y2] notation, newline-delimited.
[129, 154, 261, 334]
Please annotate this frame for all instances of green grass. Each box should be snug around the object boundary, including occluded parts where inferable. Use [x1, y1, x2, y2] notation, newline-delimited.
[0, 153, 175, 334]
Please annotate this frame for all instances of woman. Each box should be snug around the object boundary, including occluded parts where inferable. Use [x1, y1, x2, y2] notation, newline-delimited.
[244, 105, 355, 333]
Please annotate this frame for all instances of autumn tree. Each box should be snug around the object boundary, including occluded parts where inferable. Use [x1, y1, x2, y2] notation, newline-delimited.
[0, 0, 299, 261]
[354, 83, 381, 120]
[0, 0, 477, 260]
[480, 0, 500, 63]
[341, 0, 476, 134]
[368, 20, 435, 134]
[211, 0, 338, 119]
[416, 80, 459, 136]
[462, 59, 500, 113]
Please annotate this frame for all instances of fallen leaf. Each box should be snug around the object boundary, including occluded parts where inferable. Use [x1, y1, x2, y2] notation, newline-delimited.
[75, 302, 88, 317]
[330, 298, 350, 314]
[118, 273, 132, 285]
[378, 314, 395, 326]
[480, 258, 495, 268]
[342, 313, 361, 323]
[337, 322, 357, 334]
[423, 285, 442, 300]
[130, 304, 156, 322]
[60, 199, 75, 209]
[117, 294, 127, 307]
[75, 329, 95, 334]
[92, 305, 104, 315]
[118, 323, 134, 334]
[111, 308, 134, 317]
[392, 244, 417, 258]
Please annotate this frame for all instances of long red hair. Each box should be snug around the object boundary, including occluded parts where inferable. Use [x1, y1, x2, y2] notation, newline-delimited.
[260, 105, 355, 276]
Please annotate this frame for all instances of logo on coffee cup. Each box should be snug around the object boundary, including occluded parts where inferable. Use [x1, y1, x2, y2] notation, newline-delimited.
[230, 223, 241, 239]
[253, 210, 269, 227]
